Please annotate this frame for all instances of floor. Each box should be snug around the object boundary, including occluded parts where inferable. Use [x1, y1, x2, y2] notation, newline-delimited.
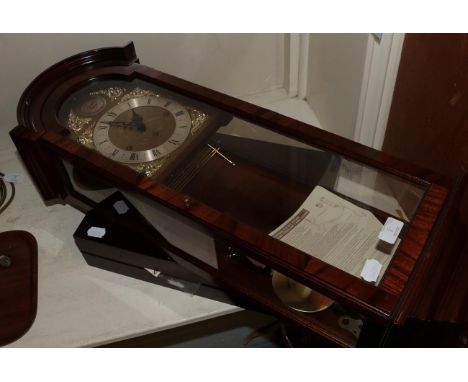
[243, 88, 323, 128]
[101, 310, 285, 348]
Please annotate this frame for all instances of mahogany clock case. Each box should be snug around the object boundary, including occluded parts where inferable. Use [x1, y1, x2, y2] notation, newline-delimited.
[10, 43, 468, 347]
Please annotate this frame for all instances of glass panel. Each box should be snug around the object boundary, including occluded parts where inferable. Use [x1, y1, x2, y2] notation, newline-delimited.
[164, 118, 426, 285]
[59, 157, 366, 346]
[58, 78, 427, 287]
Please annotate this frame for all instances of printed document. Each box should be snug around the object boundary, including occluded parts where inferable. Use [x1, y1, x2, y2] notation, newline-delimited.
[270, 186, 398, 283]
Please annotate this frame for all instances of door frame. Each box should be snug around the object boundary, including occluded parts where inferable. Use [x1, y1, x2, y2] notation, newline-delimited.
[354, 33, 405, 149]
[286, 33, 404, 148]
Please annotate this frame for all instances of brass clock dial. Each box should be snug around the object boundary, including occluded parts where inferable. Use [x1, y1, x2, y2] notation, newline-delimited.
[61, 82, 212, 178]
[93, 95, 191, 164]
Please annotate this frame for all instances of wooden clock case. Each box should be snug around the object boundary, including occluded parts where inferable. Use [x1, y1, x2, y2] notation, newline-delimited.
[10, 42, 468, 347]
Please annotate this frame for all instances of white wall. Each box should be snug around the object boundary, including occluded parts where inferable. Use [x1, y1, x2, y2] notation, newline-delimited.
[0, 34, 284, 150]
[306, 34, 368, 139]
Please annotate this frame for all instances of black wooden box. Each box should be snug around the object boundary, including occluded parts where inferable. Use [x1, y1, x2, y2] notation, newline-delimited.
[73, 191, 231, 303]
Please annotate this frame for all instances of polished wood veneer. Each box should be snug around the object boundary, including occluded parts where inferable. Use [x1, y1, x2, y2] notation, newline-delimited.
[10, 42, 468, 346]
[0, 231, 37, 346]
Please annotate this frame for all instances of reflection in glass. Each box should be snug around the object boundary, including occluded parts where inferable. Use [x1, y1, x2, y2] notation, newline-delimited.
[58, 78, 427, 286]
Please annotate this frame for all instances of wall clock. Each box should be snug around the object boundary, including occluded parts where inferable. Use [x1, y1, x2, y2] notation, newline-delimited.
[10, 43, 468, 347]
[58, 78, 229, 180]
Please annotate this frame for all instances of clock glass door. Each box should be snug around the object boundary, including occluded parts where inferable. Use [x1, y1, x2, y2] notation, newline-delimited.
[57, 77, 428, 289]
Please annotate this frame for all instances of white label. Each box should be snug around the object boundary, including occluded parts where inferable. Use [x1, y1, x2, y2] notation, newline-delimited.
[144, 268, 161, 278]
[87, 226, 106, 238]
[167, 278, 185, 289]
[2, 174, 24, 183]
[378, 217, 404, 244]
[360, 259, 382, 283]
[113, 200, 129, 215]
[165, 277, 201, 296]
[143, 270, 199, 295]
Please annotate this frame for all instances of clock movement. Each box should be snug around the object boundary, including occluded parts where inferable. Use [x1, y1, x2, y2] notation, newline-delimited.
[10, 42, 468, 347]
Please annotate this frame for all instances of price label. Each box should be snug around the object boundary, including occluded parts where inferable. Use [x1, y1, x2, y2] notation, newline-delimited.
[2, 174, 24, 183]
[360, 259, 382, 283]
[113, 200, 129, 215]
[378, 217, 403, 245]
[87, 226, 106, 238]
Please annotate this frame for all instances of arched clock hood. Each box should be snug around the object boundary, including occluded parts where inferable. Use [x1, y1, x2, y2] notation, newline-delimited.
[17, 42, 139, 132]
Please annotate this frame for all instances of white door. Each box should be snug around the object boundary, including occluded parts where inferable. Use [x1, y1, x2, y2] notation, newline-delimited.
[283, 33, 405, 148]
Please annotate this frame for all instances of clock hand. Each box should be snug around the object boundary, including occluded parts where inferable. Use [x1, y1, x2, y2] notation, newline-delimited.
[100, 121, 139, 129]
[131, 109, 146, 132]
[131, 109, 142, 121]
[101, 120, 149, 134]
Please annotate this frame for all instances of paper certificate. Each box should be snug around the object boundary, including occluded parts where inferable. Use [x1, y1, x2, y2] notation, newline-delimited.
[270, 186, 398, 283]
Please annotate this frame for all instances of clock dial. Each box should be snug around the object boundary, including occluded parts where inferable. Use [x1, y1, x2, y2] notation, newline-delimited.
[93, 95, 192, 164]
[59, 80, 212, 178]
